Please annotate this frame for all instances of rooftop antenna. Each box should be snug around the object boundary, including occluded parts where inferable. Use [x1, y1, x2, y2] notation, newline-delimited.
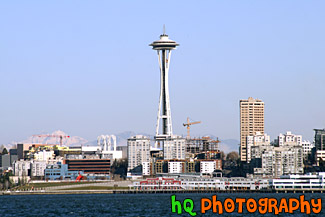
[163, 24, 166, 35]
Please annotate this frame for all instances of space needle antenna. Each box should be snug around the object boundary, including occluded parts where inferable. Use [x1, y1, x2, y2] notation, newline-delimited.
[163, 24, 166, 35]
[150, 27, 179, 148]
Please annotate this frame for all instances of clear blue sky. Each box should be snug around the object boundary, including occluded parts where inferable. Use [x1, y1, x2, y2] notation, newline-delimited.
[1, 1, 324, 144]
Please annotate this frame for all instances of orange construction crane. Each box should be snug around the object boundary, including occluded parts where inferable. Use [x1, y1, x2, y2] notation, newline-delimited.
[183, 117, 201, 139]
[32, 134, 70, 146]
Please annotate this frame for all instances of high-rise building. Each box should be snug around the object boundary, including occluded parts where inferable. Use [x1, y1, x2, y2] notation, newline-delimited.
[252, 145, 304, 178]
[163, 136, 186, 160]
[250, 131, 304, 178]
[246, 132, 270, 163]
[240, 97, 264, 162]
[127, 135, 151, 173]
[314, 129, 325, 150]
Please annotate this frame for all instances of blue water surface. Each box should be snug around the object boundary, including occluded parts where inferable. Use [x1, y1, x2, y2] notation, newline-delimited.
[0, 193, 324, 216]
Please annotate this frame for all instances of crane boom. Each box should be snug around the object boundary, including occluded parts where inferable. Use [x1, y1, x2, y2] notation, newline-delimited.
[183, 117, 201, 139]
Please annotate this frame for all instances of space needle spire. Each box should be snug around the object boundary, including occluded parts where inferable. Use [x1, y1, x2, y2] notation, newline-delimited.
[150, 27, 179, 144]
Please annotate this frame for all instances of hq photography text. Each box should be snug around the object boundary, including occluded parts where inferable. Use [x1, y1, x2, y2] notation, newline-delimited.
[170, 195, 322, 216]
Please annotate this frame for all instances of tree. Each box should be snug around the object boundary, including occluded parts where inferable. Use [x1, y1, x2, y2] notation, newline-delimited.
[2, 148, 8, 155]
[111, 158, 128, 180]
[226, 151, 239, 162]
[0, 171, 13, 190]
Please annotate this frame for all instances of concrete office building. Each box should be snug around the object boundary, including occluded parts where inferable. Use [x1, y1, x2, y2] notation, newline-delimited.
[65, 159, 111, 175]
[9, 149, 18, 166]
[252, 145, 304, 178]
[0, 154, 11, 170]
[168, 161, 184, 174]
[163, 136, 186, 160]
[200, 161, 217, 174]
[127, 135, 151, 173]
[278, 131, 302, 147]
[45, 162, 83, 181]
[316, 150, 325, 165]
[14, 160, 31, 177]
[142, 162, 151, 176]
[34, 150, 55, 163]
[301, 141, 314, 159]
[17, 144, 33, 160]
[240, 97, 264, 162]
[246, 132, 270, 163]
[31, 161, 47, 177]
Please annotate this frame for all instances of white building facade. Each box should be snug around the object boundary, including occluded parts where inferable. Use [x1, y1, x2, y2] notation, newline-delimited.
[127, 135, 151, 173]
[142, 162, 151, 176]
[301, 141, 314, 159]
[200, 161, 216, 174]
[168, 161, 184, 173]
[34, 150, 55, 163]
[316, 150, 325, 165]
[14, 160, 31, 177]
[250, 131, 304, 178]
[247, 132, 270, 163]
[163, 136, 186, 160]
[278, 131, 302, 146]
[31, 161, 47, 177]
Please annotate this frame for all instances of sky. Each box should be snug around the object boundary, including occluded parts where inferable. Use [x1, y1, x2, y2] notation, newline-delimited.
[1, 1, 325, 145]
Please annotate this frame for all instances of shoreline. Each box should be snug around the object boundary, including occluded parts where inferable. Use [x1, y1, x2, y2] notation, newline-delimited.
[2, 188, 324, 196]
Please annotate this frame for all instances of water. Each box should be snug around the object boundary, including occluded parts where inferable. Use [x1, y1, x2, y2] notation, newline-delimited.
[0, 193, 324, 216]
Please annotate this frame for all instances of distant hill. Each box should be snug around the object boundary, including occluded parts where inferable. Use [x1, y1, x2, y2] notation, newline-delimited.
[201, 134, 239, 153]
[4, 130, 239, 153]
[8, 130, 88, 147]
[219, 139, 239, 153]
[85, 131, 154, 147]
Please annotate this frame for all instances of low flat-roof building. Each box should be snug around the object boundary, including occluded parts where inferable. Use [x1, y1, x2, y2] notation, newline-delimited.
[65, 159, 111, 175]
[45, 162, 83, 181]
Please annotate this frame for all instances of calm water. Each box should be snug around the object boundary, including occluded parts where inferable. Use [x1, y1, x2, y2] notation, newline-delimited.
[0, 193, 324, 216]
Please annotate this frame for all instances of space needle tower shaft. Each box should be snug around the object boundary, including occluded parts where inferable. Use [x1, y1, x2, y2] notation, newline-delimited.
[150, 27, 179, 139]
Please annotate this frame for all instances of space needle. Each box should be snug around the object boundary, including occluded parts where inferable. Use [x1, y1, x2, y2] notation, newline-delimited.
[150, 26, 179, 144]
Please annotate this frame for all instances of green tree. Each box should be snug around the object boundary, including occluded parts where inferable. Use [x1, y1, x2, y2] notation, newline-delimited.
[111, 158, 128, 180]
[0, 171, 13, 190]
[226, 151, 239, 163]
[2, 148, 8, 155]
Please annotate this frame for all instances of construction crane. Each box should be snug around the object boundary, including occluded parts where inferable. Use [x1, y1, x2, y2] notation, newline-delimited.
[32, 134, 70, 146]
[183, 117, 201, 139]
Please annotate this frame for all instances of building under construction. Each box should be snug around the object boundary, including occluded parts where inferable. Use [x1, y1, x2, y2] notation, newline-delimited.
[186, 137, 220, 154]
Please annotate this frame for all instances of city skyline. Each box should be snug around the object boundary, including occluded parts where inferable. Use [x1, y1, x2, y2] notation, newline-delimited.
[1, 1, 325, 145]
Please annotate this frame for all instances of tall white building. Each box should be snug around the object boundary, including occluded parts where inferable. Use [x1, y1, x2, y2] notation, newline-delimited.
[163, 136, 186, 160]
[14, 160, 31, 177]
[250, 131, 304, 178]
[31, 161, 47, 177]
[252, 144, 304, 178]
[247, 132, 270, 163]
[127, 135, 151, 173]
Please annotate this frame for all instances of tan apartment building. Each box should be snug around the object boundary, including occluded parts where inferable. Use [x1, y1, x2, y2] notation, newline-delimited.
[240, 97, 264, 162]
